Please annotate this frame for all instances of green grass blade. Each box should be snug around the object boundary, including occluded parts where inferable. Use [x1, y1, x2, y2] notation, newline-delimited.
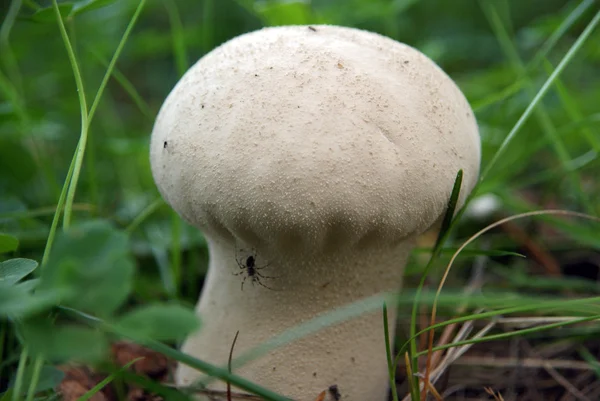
[89, 50, 154, 121]
[202, 0, 214, 52]
[578, 347, 600, 380]
[52, 0, 89, 229]
[471, 0, 592, 114]
[40, 146, 77, 267]
[23, 2, 93, 393]
[547, 60, 600, 153]
[434, 170, 463, 249]
[408, 169, 462, 384]
[480, 8, 600, 180]
[396, 295, 600, 358]
[10, 348, 28, 401]
[472, 78, 524, 112]
[0, 0, 24, 96]
[170, 213, 182, 294]
[382, 303, 399, 401]
[416, 314, 600, 356]
[481, 1, 596, 214]
[108, 369, 190, 400]
[87, 0, 147, 124]
[76, 359, 141, 401]
[165, 0, 189, 77]
[125, 198, 165, 234]
[527, 0, 595, 72]
[24, 355, 43, 401]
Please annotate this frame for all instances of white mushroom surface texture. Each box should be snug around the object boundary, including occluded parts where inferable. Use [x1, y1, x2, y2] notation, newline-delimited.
[150, 25, 481, 401]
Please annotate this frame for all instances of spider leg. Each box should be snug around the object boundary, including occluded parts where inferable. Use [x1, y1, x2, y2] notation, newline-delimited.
[254, 277, 276, 291]
[233, 259, 247, 276]
[236, 260, 247, 270]
[235, 247, 250, 267]
[255, 270, 277, 279]
[240, 275, 248, 291]
[254, 264, 270, 271]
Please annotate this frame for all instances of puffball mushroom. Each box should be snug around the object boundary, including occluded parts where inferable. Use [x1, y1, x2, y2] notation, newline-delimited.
[150, 25, 480, 401]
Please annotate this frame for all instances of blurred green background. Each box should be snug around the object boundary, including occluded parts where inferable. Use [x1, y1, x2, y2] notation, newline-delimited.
[1, 0, 599, 398]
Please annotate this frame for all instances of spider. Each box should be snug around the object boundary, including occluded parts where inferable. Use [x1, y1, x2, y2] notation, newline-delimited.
[234, 249, 276, 291]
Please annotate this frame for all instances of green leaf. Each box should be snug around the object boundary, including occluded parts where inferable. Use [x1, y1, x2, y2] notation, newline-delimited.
[15, 278, 40, 292]
[33, 365, 65, 392]
[0, 258, 38, 287]
[10, 366, 65, 394]
[0, 285, 63, 318]
[71, 0, 119, 16]
[21, 319, 109, 362]
[0, 233, 18, 253]
[31, 3, 74, 23]
[40, 220, 135, 317]
[116, 304, 200, 341]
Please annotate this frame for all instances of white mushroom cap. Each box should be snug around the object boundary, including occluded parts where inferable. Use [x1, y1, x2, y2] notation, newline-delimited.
[150, 25, 480, 254]
[150, 25, 480, 401]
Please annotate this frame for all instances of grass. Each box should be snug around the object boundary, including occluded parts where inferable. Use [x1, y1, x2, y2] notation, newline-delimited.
[1, 0, 600, 400]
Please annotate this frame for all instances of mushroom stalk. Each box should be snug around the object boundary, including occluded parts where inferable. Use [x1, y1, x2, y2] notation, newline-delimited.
[178, 237, 414, 401]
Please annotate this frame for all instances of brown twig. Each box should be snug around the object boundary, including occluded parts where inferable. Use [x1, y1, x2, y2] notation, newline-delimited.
[484, 387, 505, 401]
[424, 379, 443, 401]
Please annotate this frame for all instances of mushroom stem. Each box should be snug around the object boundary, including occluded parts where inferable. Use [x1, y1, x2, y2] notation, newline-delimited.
[177, 237, 415, 401]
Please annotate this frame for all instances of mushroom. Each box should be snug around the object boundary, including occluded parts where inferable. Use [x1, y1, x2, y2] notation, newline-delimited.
[150, 25, 480, 401]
